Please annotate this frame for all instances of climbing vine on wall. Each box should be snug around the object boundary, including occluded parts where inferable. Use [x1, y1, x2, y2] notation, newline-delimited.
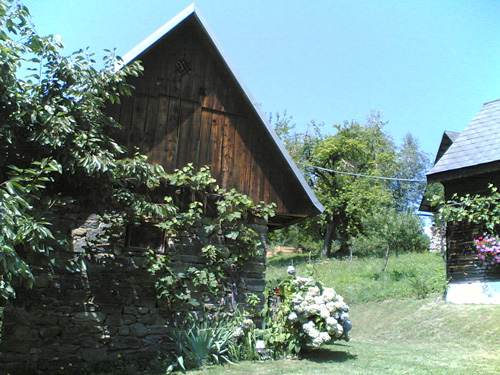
[0, 0, 275, 306]
[146, 165, 275, 312]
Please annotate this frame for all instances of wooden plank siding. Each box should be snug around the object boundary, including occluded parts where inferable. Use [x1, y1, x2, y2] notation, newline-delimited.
[109, 16, 318, 225]
[447, 221, 500, 283]
[441, 174, 500, 282]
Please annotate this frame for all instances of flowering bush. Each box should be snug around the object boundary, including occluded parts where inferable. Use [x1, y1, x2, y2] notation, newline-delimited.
[262, 268, 351, 356]
[474, 234, 500, 266]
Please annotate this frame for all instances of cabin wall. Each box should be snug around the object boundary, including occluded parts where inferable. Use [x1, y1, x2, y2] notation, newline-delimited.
[107, 19, 313, 219]
[443, 173, 500, 284]
[0, 208, 267, 373]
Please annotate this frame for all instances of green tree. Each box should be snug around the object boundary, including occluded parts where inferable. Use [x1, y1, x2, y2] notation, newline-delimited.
[0, 0, 145, 298]
[391, 133, 431, 210]
[350, 208, 430, 266]
[273, 112, 430, 258]
[0, 0, 274, 304]
[304, 115, 396, 257]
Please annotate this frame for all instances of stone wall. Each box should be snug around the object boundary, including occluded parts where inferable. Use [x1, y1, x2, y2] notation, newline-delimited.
[0, 209, 268, 373]
[429, 226, 446, 255]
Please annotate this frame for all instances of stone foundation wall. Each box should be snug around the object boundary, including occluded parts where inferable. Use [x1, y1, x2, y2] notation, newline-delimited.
[429, 226, 446, 255]
[0, 210, 267, 373]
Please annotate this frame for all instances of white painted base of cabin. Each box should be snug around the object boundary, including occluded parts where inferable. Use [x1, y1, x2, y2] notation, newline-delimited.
[446, 281, 500, 304]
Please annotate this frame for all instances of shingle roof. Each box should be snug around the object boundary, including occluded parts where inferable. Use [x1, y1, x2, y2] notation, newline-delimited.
[433, 131, 460, 164]
[427, 99, 500, 177]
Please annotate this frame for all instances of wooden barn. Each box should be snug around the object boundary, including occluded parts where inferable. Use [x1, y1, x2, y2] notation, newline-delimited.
[107, 4, 323, 229]
[425, 99, 500, 303]
[0, 5, 324, 372]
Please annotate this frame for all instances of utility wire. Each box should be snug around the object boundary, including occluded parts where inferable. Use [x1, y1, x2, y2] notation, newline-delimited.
[298, 163, 427, 183]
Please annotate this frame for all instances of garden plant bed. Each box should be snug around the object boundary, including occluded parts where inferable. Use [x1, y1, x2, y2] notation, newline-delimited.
[179, 297, 500, 375]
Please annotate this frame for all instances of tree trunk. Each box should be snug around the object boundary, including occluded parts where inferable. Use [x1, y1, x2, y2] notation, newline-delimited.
[381, 245, 390, 273]
[321, 220, 334, 258]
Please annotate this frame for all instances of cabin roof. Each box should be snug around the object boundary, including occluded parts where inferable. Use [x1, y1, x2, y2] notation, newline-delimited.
[121, 4, 325, 216]
[419, 131, 460, 212]
[434, 131, 460, 165]
[427, 99, 500, 182]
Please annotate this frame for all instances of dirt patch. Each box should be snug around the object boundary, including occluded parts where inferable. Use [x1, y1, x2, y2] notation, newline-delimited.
[267, 246, 297, 257]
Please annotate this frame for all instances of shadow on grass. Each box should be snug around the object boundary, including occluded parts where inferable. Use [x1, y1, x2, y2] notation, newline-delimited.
[300, 345, 358, 363]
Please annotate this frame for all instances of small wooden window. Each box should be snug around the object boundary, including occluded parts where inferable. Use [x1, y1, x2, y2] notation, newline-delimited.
[127, 225, 165, 253]
[175, 58, 190, 77]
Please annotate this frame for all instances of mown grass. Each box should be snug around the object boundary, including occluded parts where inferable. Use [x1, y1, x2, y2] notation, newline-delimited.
[182, 297, 500, 375]
[176, 253, 500, 374]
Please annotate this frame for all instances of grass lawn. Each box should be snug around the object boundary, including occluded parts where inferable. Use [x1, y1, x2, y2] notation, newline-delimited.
[182, 296, 500, 375]
[176, 253, 500, 375]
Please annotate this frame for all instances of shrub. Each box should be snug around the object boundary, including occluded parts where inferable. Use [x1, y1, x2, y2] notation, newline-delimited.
[168, 312, 238, 371]
[350, 208, 429, 257]
[261, 268, 351, 357]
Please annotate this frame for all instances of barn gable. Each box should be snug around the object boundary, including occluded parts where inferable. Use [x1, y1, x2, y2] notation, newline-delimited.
[108, 4, 324, 229]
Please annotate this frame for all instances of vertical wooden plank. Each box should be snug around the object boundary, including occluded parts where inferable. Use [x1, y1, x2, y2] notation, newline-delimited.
[146, 46, 165, 98]
[208, 112, 223, 182]
[272, 169, 285, 213]
[211, 63, 227, 113]
[153, 95, 170, 166]
[247, 123, 263, 203]
[189, 104, 203, 167]
[129, 94, 149, 152]
[221, 114, 236, 189]
[232, 116, 245, 192]
[201, 58, 215, 109]
[143, 95, 159, 162]
[167, 37, 185, 99]
[198, 109, 213, 170]
[187, 35, 207, 103]
[180, 34, 196, 102]
[164, 97, 181, 173]
[118, 96, 134, 153]
[176, 100, 196, 169]
[106, 102, 121, 122]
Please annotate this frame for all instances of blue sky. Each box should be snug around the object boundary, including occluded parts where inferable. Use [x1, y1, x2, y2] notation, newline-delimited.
[23, 0, 500, 159]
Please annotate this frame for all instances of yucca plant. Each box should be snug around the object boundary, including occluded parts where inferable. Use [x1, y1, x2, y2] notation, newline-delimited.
[169, 313, 238, 370]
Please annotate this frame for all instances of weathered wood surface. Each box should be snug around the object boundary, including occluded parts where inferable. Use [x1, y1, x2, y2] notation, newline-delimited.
[108, 17, 317, 225]
[447, 221, 500, 283]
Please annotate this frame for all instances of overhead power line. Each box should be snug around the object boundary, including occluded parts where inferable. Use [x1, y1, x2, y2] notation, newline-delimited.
[298, 163, 427, 183]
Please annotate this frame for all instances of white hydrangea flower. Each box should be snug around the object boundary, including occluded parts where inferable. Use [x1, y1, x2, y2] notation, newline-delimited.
[304, 294, 315, 303]
[320, 307, 330, 319]
[323, 287, 337, 302]
[326, 301, 336, 312]
[340, 312, 349, 321]
[312, 336, 323, 347]
[288, 312, 298, 322]
[335, 323, 344, 336]
[255, 340, 266, 353]
[292, 294, 304, 304]
[326, 316, 337, 327]
[303, 321, 315, 329]
[314, 295, 325, 305]
[307, 285, 321, 297]
[320, 331, 331, 343]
